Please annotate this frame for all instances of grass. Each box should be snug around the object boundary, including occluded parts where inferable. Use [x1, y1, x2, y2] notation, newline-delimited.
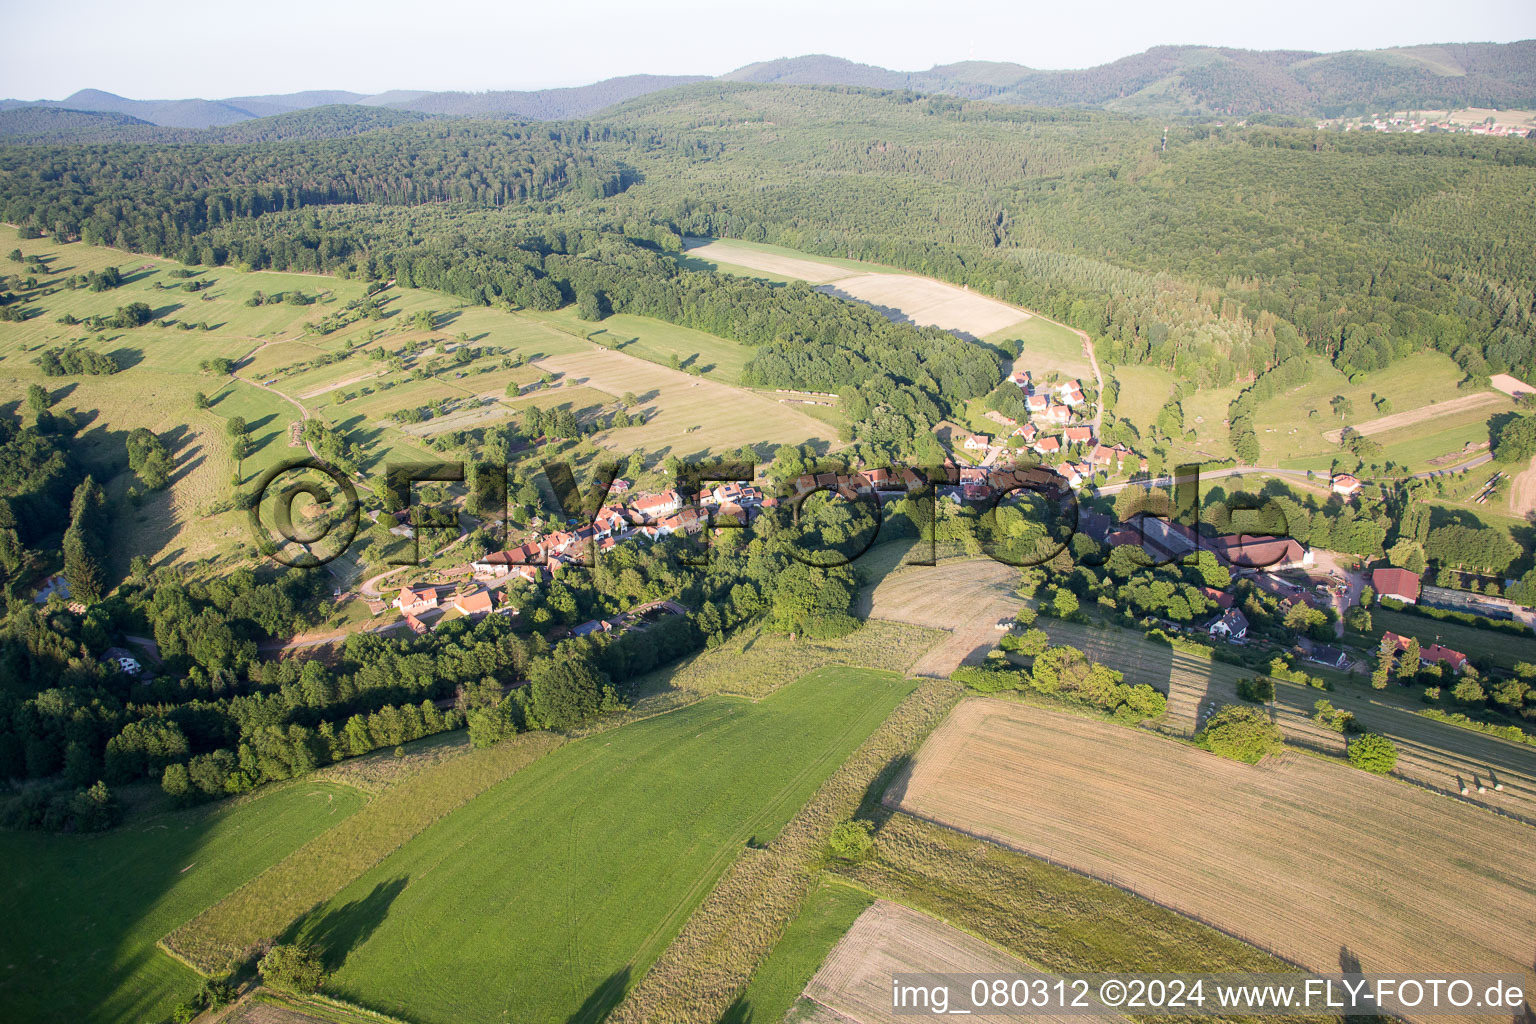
[1372, 606, 1536, 671]
[632, 618, 944, 700]
[300, 668, 917, 1024]
[723, 878, 874, 1024]
[609, 679, 964, 1024]
[838, 812, 1312, 983]
[988, 315, 1091, 378]
[1253, 352, 1509, 471]
[164, 731, 563, 973]
[0, 782, 365, 1024]
[528, 307, 754, 383]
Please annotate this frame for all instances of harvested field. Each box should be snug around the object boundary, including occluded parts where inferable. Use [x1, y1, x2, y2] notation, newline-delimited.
[857, 559, 1020, 677]
[891, 699, 1536, 1009]
[1321, 391, 1503, 443]
[531, 346, 834, 454]
[819, 273, 1030, 339]
[1040, 618, 1536, 820]
[800, 899, 1119, 1024]
[1510, 453, 1536, 517]
[683, 239, 854, 284]
[1489, 373, 1535, 398]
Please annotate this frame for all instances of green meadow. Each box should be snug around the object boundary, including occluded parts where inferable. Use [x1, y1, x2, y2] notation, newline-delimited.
[299, 667, 917, 1024]
[0, 782, 364, 1024]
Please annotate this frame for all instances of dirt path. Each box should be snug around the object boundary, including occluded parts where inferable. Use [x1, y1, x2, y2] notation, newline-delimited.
[1509, 453, 1536, 518]
[1322, 391, 1503, 443]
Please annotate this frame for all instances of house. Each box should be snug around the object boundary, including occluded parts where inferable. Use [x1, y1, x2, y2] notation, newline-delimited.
[1420, 643, 1469, 673]
[1008, 370, 1031, 388]
[1372, 567, 1421, 604]
[1064, 425, 1094, 445]
[1038, 404, 1072, 426]
[1308, 645, 1350, 669]
[609, 479, 631, 494]
[1200, 586, 1235, 609]
[1208, 608, 1250, 640]
[1331, 474, 1363, 498]
[101, 647, 142, 676]
[1026, 393, 1050, 414]
[453, 590, 495, 618]
[1087, 444, 1119, 469]
[403, 613, 428, 635]
[1057, 381, 1085, 406]
[1207, 535, 1311, 570]
[397, 585, 439, 616]
[632, 489, 683, 519]
[1013, 423, 1038, 443]
[963, 434, 991, 451]
[1033, 436, 1060, 455]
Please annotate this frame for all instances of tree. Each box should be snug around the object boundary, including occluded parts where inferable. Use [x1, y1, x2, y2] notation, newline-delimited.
[527, 652, 608, 730]
[1347, 733, 1398, 775]
[576, 289, 611, 321]
[1196, 705, 1283, 763]
[827, 819, 875, 862]
[259, 943, 325, 992]
[193, 391, 210, 410]
[1396, 637, 1420, 684]
[1330, 395, 1354, 421]
[26, 384, 49, 415]
[1494, 414, 1536, 464]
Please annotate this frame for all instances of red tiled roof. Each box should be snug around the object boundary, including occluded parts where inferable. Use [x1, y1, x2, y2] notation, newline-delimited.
[1372, 567, 1421, 601]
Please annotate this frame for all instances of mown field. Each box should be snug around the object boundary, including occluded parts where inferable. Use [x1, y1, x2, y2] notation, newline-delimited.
[1250, 352, 1508, 471]
[0, 782, 365, 1024]
[795, 899, 1119, 1024]
[528, 306, 755, 383]
[1040, 617, 1536, 819]
[722, 879, 875, 1024]
[297, 668, 917, 1024]
[989, 314, 1093, 379]
[891, 698, 1536, 1008]
[857, 557, 1022, 678]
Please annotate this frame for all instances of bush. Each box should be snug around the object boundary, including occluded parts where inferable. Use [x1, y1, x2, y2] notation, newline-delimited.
[259, 943, 325, 992]
[1347, 733, 1398, 774]
[1235, 677, 1274, 703]
[827, 819, 874, 862]
[1197, 705, 1284, 764]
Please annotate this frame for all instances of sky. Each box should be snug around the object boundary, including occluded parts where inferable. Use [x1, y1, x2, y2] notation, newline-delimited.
[4, 0, 1534, 100]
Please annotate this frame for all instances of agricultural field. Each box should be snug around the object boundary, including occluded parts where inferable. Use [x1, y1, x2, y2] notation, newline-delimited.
[531, 346, 834, 456]
[796, 899, 1120, 1024]
[531, 307, 756, 382]
[0, 782, 365, 1024]
[990, 315, 1094, 380]
[680, 238, 894, 284]
[856, 556, 1022, 677]
[1249, 352, 1509, 471]
[891, 699, 1536, 1005]
[681, 238, 1037, 342]
[723, 879, 875, 1024]
[292, 668, 918, 1024]
[1040, 617, 1536, 819]
[820, 273, 1030, 339]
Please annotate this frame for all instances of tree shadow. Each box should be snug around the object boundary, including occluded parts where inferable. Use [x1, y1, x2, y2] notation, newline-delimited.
[292, 875, 409, 972]
[106, 347, 144, 370]
[564, 966, 631, 1024]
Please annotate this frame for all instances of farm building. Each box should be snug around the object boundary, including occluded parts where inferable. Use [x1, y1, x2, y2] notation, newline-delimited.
[1207, 535, 1311, 570]
[1373, 567, 1422, 603]
[1420, 643, 1469, 673]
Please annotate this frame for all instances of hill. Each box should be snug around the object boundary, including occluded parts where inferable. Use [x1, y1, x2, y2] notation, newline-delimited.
[4, 41, 1532, 129]
[0, 106, 179, 144]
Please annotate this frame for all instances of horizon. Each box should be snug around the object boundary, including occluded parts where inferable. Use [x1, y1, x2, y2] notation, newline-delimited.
[5, 0, 1534, 101]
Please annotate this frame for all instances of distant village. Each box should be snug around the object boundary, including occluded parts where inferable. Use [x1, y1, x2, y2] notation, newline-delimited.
[1320, 113, 1536, 139]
